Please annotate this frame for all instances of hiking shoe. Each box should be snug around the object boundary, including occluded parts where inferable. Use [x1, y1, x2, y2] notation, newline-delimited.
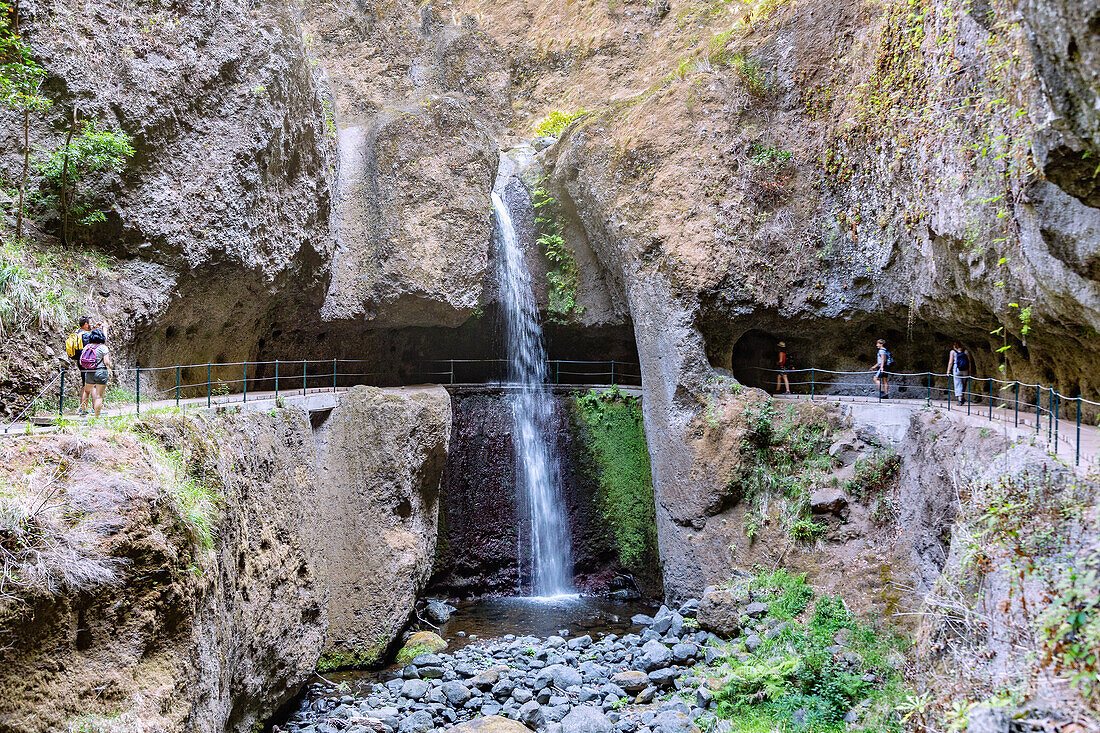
[78, 410, 88, 416]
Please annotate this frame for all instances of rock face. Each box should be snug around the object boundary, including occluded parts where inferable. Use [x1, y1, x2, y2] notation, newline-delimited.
[430, 390, 656, 597]
[320, 97, 497, 327]
[0, 413, 325, 733]
[311, 385, 452, 667]
[0, 386, 452, 732]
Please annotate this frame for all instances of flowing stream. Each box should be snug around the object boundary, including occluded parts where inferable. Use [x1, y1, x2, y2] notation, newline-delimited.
[491, 190, 574, 598]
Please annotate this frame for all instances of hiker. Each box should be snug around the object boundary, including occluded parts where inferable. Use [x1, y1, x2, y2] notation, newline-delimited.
[775, 342, 791, 394]
[80, 328, 111, 418]
[65, 316, 94, 415]
[870, 338, 891, 399]
[947, 341, 970, 405]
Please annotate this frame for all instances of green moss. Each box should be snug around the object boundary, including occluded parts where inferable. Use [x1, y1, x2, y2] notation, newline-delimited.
[573, 387, 658, 573]
[317, 644, 384, 672]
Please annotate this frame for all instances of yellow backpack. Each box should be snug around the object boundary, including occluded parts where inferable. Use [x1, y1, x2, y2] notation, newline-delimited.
[65, 331, 85, 358]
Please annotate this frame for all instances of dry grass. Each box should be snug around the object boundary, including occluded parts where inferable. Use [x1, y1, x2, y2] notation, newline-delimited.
[0, 439, 133, 601]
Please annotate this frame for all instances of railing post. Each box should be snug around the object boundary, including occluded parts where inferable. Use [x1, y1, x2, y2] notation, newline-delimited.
[926, 372, 931, 406]
[176, 366, 180, 409]
[611, 360, 615, 386]
[275, 359, 280, 400]
[1048, 388, 1054, 442]
[207, 362, 212, 408]
[1054, 391, 1059, 454]
[303, 360, 308, 396]
[333, 358, 337, 393]
[58, 368, 65, 416]
[1014, 381, 1019, 427]
[966, 377, 971, 416]
[450, 359, 454, 385]
[243, 362, 248, 403]
[556, 361, 560, 385]
[136, 363, 141, 415]
[1036, 386, 1041, 434]
[811, 368, 816, 401]
[1076, 396, 1082, 467]
[988, 379, 993, 421]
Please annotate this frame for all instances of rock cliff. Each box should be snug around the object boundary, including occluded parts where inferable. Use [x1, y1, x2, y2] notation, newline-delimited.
[311, 385, 451, 668]
[0, 385, 451, 732]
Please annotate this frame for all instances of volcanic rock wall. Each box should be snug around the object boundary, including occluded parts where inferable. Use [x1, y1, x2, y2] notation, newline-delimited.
[0, 386, 451, 733]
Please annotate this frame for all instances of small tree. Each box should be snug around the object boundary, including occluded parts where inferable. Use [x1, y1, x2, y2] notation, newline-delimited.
[0, 0, 51, 240]
[36, 117, 134, 243]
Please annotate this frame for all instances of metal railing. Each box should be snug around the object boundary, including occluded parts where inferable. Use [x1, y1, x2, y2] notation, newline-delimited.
[756, 367, 1099, 468]
[3, 358, 640, 434]
[419, 359, 642, 386]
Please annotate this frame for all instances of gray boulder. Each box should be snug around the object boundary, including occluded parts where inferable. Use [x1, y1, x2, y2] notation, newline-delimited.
[651, 711, 700, 733]
[398, 710, 435, 733]
[697, 588, 744, 638]
[561, 705, 615, 733]
[537, 664, 584, 691]
[424, 598, 457, 625]
[651, 606, 674, 634]
[400, 679, 430, 701]
[967, 705, 1012, 733]
[441, 680, 472, 706]
[639, 640, 672, 671]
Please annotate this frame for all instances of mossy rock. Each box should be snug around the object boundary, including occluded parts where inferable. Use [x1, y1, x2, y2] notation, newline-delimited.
[395, 631, 447, 665]
[317, 643, 386, 671]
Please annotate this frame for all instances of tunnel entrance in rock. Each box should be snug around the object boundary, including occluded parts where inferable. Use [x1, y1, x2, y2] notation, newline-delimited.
[250, 305, 642, 389]
[717, 315, 985, 398]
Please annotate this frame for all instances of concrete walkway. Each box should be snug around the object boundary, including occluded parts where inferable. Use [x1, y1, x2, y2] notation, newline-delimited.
[775, 392, 1100, 474]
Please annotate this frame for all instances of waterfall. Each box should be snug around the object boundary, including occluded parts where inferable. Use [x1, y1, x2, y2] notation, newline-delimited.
[491, 190, 574, 598]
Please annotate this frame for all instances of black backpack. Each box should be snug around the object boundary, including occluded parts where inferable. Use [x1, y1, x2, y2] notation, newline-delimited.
[956, 351, 969, 372]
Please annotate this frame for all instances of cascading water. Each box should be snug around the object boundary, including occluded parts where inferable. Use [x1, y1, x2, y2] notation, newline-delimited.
[491, 189, 574, 598]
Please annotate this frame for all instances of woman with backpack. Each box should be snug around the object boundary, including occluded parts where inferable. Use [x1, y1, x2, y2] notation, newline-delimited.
[79, 329, 111, 418]
[948, 341, 970, 405]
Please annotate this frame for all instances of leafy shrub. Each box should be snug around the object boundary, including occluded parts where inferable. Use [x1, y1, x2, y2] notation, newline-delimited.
[730, 400, 832, 541]
[714, 575, 907, 732]
[0, 238, 82, 337]
[533, 184, 582, 322]
[844, 448, 901, 498]
[35, 119, 135, 242]
[533, 109, 588, 137]
[750, 568, 814, 619]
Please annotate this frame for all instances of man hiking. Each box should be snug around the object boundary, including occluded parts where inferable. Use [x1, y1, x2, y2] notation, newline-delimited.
[65, 316, 94, 415]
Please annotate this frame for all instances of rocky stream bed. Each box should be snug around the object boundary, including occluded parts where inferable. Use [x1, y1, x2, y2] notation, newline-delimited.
[277, 589, 892, 733]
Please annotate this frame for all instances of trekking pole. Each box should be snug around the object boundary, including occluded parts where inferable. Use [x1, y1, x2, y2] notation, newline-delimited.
[58, 368, 65, 417]
[176, 366, 180, 410]
[136, 363, 141, 415]
[242, 362, 247, 403]
[207, 362, 212, 408]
